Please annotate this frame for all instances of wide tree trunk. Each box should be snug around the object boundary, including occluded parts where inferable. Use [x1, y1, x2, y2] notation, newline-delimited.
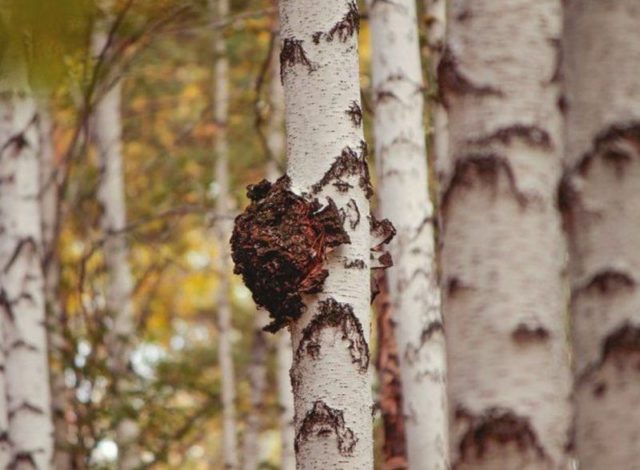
[368, 1, 449, 469]
[0, 64, 54, 469]
[39, 104, 71, 469]
[211, 0, 239, 467]
[279, 0, 374, 467]
[265, 27, 296, 470]
[438, 1, 572, 468]
[562, 1, 640, 468]
[92, 12, 139, 468]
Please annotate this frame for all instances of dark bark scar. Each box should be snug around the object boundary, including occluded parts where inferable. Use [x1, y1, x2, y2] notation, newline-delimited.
[295, 400, 358, 456]
[312, 144, 373, 199]
[346, 101, 363, 127]
[280, 38, 315, 83]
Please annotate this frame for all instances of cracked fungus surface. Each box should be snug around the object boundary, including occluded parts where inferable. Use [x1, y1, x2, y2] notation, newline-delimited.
[230, 175, 350, 332]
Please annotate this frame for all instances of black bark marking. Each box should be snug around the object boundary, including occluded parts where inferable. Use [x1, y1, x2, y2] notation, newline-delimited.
[312, 144, 373, 199]
[374, 89, 400, 105]
[454, 407, 548, 467]
[346, 101, 363, 127]
[404, 321, 444, 365]
[295, 400, 358, 456]
[3, 237, 37, 273]
[549, 38, 562, 84]
[344, 259, 366, 269]
[441, 154, 529, 217]
[512, 324, 550, 344]
[370, 215, 396, 250]
[11, 452, 37, 468]
[592, 381, 607, 398]
[438, 47, 503, 108]
[8, 401, 46, 418]
[576, 122, 640, 178]
[371, 251, 393, 270]
[296, 297, 369, 372]
[572, 270, 636, 300]
[312, 32, 323, 44]
[326, 1, 360, 42]
[467, 125, 552, 150]
[230, 177, 350, 333]
[344, 198, 361, 230]
[446, 277, 472, 298]
[280, 38, 314, 83]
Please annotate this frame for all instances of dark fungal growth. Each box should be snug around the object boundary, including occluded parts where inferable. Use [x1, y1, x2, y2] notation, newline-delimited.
[230, 176, 350, 332]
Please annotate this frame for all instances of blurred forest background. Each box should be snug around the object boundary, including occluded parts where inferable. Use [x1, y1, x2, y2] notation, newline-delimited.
[0, 0, 440, 467]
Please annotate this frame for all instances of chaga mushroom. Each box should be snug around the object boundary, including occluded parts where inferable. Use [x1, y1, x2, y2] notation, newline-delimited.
[230, 176, 350, 332]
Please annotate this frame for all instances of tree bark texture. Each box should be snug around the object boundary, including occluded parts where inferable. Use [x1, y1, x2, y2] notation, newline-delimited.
[439, 1, 572, 468]
[211, 0, 239, 467]
[0, 69, 54, 469]
[368, 1, 449, 468]
[92, 10, 139, 468]
[279, 0, 374, 467]
[562, 1, 640, 468]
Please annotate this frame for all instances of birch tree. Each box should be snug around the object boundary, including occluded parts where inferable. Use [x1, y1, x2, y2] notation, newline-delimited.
[0, 58, 54, 469]
[230, 0, 386, 467]
[438, 1, 572, 468]
[210, 0, 239, 467]
[368, 0, 448, 468]
[562, 1, 640, 467]
[92, 7, 139, 467]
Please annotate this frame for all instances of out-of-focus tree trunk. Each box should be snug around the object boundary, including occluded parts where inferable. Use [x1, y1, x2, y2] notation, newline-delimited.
[39, 103, 72, 469]
[368, 1, 448, 468]
[265, 19, 296, 469]
[424, 0, 448, 180]
[279, 0, 374, 467]
[0, 58, 54, 469]
[562, 1, 640, 468]
[210, 0, 239, 468]
[92, 5, 139, 467]
[374, 275, 407, 470]
[439, 0, 572, 468]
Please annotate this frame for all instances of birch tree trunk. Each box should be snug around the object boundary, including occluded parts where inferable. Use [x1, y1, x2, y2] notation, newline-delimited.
[279, 1, 374, 467]
[39, 104, 71, 469]
[92, 13, 139, 468]
[562, 1, 640, 468]
[0, 62, 54, 469]
[368, 1, 448, 468]
[438, 1, 572, 468]
[424, 0, 448, 180]
[211, 0, 239, 467]
[266, 28, 296, 470]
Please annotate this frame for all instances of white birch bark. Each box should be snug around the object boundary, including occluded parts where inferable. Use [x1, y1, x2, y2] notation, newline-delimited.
[424, 0, 448, 180]
[368, 1, 448, 468]
[279, 0, 374, 467]
[38, 104, 71, 470]
[439, 1, 572, 468]
[92, 12, 139, 468]
[211, 0, 239, 467]
[0, 61, 54, 469]
[562, 1, 640, 468]
[266, 32, 296, 470]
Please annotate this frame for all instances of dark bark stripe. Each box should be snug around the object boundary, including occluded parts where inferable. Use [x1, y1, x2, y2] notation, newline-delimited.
[295, 400, 357, 455]
[511, 323, 551, 344]
[571, 269, 636, 301]
[466, 125, 553, 150]
[574, 122, 640, 177]
[453, 407, 548, 468]
[404, 320, 444, 365]
[296, 297, 369, 372]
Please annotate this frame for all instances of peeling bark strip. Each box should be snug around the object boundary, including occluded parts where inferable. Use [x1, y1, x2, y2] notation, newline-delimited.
[294, 401, 357, 456]
[231, 177, 350, 332]
[312, 145, 373, 199]
[296, 297, 369, 372]
[454, 407, 548, 467]
[562, 2, 640, 467]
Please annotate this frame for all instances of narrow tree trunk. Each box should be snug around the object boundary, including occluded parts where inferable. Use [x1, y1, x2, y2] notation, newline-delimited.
[374, 274, 407, 470]
[265, 27, 296, 470]
[242, 314, 268, 470]
[279, 1, 374, 467]
[424, 0, 448, 180]
[39, 104, 72, 469]
[211, 0, 239, 467]
[368, 1, 449, 468]
[562, 1, 640, 468]
[438, 1, 572, 468]
[92, 13, 139, 468]
[0, 62, 54, 469]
